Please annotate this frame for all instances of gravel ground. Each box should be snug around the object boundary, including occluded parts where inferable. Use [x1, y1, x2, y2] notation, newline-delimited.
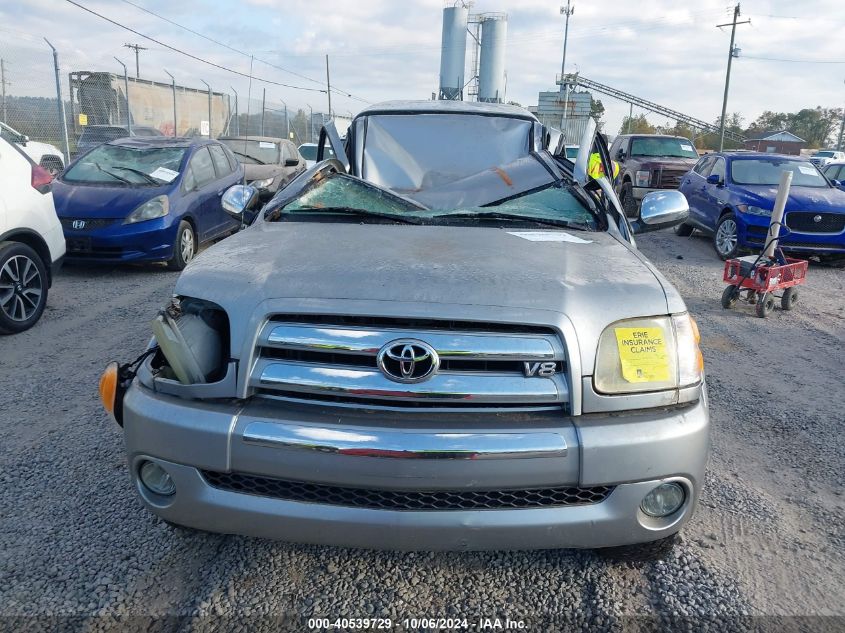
[0, 229, 843, 632]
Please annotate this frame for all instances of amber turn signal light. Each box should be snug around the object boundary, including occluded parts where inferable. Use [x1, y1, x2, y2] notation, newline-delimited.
[99, 361, 119, 417]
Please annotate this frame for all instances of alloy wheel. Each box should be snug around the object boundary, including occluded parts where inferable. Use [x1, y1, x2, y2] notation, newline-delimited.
[181, 228, 195, 263]
[0, 255, 43, 322]
[716, 218, 738, 257]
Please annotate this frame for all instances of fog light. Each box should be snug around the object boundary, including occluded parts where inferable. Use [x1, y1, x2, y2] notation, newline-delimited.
[139, 461, 176, 496]
[640, 482, 685, 517]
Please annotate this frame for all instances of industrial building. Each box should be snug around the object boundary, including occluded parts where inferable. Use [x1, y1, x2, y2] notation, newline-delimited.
[743, 130, 807, 155]
[438, 3, 508, 104]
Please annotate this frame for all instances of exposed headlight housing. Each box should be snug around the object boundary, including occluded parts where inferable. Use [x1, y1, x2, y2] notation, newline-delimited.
[250, 177, 274, 189]
[737, 204, 771, 216]
[594, 314, 703, 395]
[635, 170, 651, 187]
[124, 195, 169, 224]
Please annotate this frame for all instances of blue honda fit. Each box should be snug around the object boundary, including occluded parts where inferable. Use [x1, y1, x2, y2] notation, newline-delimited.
[52, 137, 244, 270]
[676, 152, 845, 260]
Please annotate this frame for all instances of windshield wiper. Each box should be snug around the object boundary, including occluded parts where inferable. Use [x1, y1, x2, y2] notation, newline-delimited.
[91, 162, 132, 184]
[109, 165, 161, 184]
[231, 150, 266, 165]
[285, 206, 422, 225]
[433, 211, 592, 231]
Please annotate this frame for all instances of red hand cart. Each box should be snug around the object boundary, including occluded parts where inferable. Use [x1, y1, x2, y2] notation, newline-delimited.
[721, 253, 808, 318]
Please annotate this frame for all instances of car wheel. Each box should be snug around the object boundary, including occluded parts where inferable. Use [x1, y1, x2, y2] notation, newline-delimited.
[781, 287, 798, 311]
[674, 222, 694, 237]
[713, 214, 739, 260]
[620, 181, 638, 218]
[167, 220, 196, 271]
[721, 285, 739, 309]
[0, 241, 49, 335]
[755, 292, 775, 318]
[595, 533, 679, 562]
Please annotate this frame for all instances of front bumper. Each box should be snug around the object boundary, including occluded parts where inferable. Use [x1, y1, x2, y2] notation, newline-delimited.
[122, 384, 710, 551]
[737, 213, 845, 254]
[62, 217, 178, 263]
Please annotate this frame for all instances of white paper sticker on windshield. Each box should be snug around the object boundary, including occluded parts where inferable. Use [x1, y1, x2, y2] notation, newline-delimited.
[507, 231, 593, 244]
[680, 144, 694, 152]
[150, 167, 179, 182]
[798, 164, 816, 175]
[259, 141, 276, 149]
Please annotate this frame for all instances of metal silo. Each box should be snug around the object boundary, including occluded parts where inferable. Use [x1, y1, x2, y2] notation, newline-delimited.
[438, 4, 468, 100]
[478, 14, 507, 103]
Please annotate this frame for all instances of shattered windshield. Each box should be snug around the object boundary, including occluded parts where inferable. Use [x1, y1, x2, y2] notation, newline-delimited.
[276, 173, 598, 230]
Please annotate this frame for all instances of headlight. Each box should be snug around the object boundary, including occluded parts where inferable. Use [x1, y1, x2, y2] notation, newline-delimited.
[594, 314, 703, 394]
[737, 204, 771, 216]
[124, 195, 169, 224]
[150, 297, 226, 384]
[250, 177, 274, 189]
[635, 170, 651, 187]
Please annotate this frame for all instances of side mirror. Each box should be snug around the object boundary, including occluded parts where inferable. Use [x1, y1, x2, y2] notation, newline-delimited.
[221, 185, 258, 219]
[631, 190, 689, 234]
[284, 158, 299, 167]
[616, 148, 625, 160]
[706, 174, 722, 186]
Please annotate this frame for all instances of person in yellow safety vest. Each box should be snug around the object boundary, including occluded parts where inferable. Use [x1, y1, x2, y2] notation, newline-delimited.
[588, 152, 620, 183]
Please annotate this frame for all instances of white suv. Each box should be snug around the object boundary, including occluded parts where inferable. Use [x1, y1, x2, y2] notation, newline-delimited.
[0, 122, 66, 175]
[0, 137, 66, 334]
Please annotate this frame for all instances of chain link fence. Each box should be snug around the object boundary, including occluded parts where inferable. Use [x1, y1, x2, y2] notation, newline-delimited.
[0, 32, 338, 170]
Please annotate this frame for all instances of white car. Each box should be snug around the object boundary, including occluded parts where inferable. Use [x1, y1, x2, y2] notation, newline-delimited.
[0, 121, 66, 175]
[809, 149, 845, 169]
[0, 136, 66, 334]
[297, 142, 335, 168]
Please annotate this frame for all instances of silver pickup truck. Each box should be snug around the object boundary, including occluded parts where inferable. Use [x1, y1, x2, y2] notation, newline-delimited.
[100, 101, 708, 560]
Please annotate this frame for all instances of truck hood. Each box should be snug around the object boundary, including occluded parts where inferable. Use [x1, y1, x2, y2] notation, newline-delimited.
[738, 185, 845, 213]
[633, 157, 697, 171]
[176, 221, 678, 372]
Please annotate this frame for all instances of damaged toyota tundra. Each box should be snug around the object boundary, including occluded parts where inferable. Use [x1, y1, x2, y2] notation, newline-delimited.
[100, 101, 708, 560]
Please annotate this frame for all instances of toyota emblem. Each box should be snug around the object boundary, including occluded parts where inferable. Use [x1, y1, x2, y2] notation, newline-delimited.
[377, 339, 439, 383]
[72, 220, 86, 230]
[813, 215, 823, 223]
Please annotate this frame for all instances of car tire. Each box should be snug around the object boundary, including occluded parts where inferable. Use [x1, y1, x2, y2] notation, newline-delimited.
[713, 214, 739, 260]
[781, 287, 798, 311]
[721, 285, 739, 309]
[674, 222, 694, 237]
[595, 533, 679, 562]
[620, 181, 638, 218]
[0, 241, 49, 335]
[167, 220, 196, 271]
[756, 292, 775, 318]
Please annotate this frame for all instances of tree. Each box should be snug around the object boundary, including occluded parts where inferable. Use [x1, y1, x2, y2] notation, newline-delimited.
[590, 99, 605, 131]
[745, 107, 843, 148]
[618, 114, 655, 135]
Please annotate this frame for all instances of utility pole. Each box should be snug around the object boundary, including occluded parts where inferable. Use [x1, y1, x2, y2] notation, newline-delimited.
[200, 79, 212, 138]
[326, 55, 332, 118]
[281, 99, 289, 140]
[165, 69, 177, 136]
[231, 86, 239, 136]
[837, 79, 844, 152]
[559, 1, 574, 91]
[716, 4, 750, 151]
[114, 57, 131, 134]
[260, 87, 266, 136]
[308, 104, 313, 142]
[124, 43, 147, 79]
[0, 59, 9, 123]
[627, 102, 633, 134]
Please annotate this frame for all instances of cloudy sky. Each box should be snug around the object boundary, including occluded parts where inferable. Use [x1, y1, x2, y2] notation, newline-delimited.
[1, 0, 843, 133]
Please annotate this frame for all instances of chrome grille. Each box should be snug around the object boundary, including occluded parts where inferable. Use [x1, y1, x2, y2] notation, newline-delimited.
[201, 470, 612, 510]
[657, 168, 687, 189]
[249, 316, 569, 409]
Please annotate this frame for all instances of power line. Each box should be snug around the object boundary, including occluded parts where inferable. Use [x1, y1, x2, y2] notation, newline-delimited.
[118, 0, 369, 104]
[63, 0, 328, 94]
[740, 54, 845, 64]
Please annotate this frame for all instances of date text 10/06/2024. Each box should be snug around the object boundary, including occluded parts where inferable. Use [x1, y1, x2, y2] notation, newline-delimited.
[307, 617, 527, 630]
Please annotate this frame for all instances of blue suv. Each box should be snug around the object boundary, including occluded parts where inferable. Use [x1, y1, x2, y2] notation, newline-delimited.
[676, 152, 845, 260]
[53, 137, 244, 270]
